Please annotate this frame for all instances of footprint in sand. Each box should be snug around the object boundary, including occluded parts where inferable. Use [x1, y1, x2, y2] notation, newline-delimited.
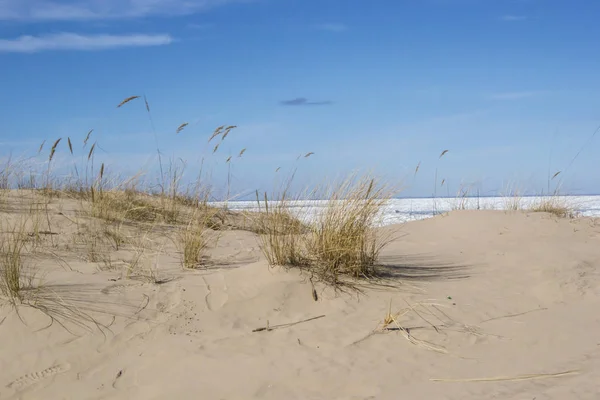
[203, 273, 229, 311]
[6, 363, 70, 391]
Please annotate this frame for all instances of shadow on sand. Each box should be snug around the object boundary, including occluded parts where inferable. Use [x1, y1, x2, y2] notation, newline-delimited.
[375, 254, 472, 282]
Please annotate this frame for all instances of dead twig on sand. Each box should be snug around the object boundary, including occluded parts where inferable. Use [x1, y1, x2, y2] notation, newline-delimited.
[431, 369, 579, 383]
[252, 315, 325, 333]
[480, 307, 548, 323]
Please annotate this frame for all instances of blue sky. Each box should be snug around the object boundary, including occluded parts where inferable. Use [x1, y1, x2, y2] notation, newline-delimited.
[1, 0, 599, 199]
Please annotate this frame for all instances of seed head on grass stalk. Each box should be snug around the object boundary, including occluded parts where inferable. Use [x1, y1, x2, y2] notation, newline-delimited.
[552, 171, 561, 180]
[49, 138, 62, 163]
[87, 143, 96, 161]
[83, 129, 93, 147]
[221, 125, 236, 140]
[117, 96, 140, 108]
[208, 125, 225, 143]
[176, 123, 189, 134]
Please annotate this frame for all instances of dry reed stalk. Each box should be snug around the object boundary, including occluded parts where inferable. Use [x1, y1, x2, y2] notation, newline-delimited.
[430, 370, 579, 383]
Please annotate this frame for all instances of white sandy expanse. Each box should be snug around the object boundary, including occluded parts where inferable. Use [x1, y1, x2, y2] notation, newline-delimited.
[1, 198, 600, 399]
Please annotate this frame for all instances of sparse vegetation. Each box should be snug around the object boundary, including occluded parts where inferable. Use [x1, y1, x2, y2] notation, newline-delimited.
[307, 175, 396, 283]
[177, 210, 214, 269]
[257, 173, 398, 288]
[0, 218, 34, 303]
[530, 195, 577, 218]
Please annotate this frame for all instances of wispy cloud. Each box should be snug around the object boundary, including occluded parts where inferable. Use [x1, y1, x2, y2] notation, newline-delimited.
[0, 0, 244, 21]
[0, 33, 173, 53]
[280, 98, 333, 106]
[315, 23, 348, 33]
[499, 15, 527, 22]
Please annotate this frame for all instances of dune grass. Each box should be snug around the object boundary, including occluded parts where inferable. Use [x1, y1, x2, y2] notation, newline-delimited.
[0, 218, 34, 304]
[529, 195, 577, 218]
[257, 173, 398, 288]
[176, 205, 221, 269]
[254, 178, 309, 268]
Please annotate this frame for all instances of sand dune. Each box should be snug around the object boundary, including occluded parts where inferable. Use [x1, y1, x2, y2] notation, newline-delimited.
[1, 203, 600, 399]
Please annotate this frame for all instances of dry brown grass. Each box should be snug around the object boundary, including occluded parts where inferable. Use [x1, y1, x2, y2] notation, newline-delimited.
[530, 195, 577, 218]
[255, 191, 308, 267]
[176, 206, 222, 269]
[306, 174, 397, 284]
[257, 173, 398, 288]
[501, 182, 524, 211]
[0, 218, 34, 303]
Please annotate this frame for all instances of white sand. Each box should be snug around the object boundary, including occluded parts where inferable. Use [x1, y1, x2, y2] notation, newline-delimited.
[1, 201, 600, 399]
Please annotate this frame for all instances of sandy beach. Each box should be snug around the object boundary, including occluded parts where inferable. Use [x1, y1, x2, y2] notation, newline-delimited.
[1, 191, 599, 400]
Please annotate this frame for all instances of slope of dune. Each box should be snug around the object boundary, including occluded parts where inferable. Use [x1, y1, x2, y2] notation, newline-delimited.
[1, 204, 600, 400]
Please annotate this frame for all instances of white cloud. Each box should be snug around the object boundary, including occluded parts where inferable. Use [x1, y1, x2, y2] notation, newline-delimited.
[0, 0, 244, 21]
[315, 23, 348, 33]
[500, 15, 527, 22]
[488, 91, 541, 100]
[0, 32, 173, 53]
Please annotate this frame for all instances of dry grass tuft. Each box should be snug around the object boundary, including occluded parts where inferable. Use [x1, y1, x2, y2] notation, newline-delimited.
[352, 299, 481, 353]
[255, 190, 308, 267]
[306, 174, 396, 285]
[0, 218, 34, 303]
[501, 182, 524, 211]
[176, 207, 220, 268]
[258, 173, 398, 288]
[530, 196, 577, 218]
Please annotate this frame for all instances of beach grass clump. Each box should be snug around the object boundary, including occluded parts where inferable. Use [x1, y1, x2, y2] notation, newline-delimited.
[0, 218, 38, 304]
[255, 191, 308, 267]
[179, 220, 210, 268]
[258, 173, 397, 288]
[499, 181, 525, 211]
[306, 174, 396, 284]
[530, 196, 576, 218]
[175, 205, 222, 269]
[92, 190, 161, 222]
